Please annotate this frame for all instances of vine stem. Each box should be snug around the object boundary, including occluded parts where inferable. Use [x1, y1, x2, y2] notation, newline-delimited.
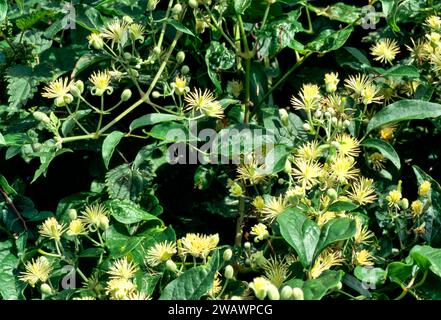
[237, 14, 252, 123]
[235, 196, 246, 247]
[0, 188, 28, 231]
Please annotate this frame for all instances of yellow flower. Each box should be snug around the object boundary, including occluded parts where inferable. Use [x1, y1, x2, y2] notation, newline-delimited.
[292, 158, 324, 189]
[369, 152, 387, 171]
[249, 277, 271, 300]
[344, 74, 372, 96]
[80, 203, 110, 232]
[353, 217, 375, 245]
[146, 241, 177, 266]
[386, 189, 402, 208]
[237, 163, 267, 186]
[89, 70, 113, 96]
[379, 125, 397, 141]
[324, 72, 339, 93]
[290, 84, 321, 111]
[203, 101, 224, 119]
[107, 257, 138, 280]
[67, 219, 87, 236]
[335, 134, 360, 158]
[353, 249, 375, 266]
[39, 217, 66, 241]
[179, 233, 219, 259]
[19, 257, 53, 287]
[347, 177, 377, 205]
[227, 80, 243, 98]
[172, 76, 189, 95]
[87, 33, 104, 50]
[425, 15, 441, 31]
[106, 278, 137, 300]
[262, 256, 291, 288]
[317, 211, 337, 226]
[73, 296, 96, 300]
[329, 156, 360, 184]
[429, 50, 441, 74]
[101, 19, 130, 47]
[41, 77, 74, 107]
[309, 250, 343, 279]
[414, 223, 426, 235]
[129, 23, 145, 42]
[252, 196, 265, 211]
[250, 223, 269, 242]
[419, 181, 431, 197]
[411, 200, 424, 218]
[207, 273, 222, 297]
[261, 195, 287, 222]
[184, 88, 215, 112]
[361, 84, 384, 105]
[297, 140, 321, 161]
[127, 291, 152, 300]
[370, 38, 400, 64]
[406, 38, 429, 64]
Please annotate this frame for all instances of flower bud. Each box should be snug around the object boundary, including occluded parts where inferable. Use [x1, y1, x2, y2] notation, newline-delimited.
[176, 51, 186, 64]
[224, 265, 234, 279]
[33, 111, 51, 124]
[64, 94, 74, 105]
[284, 159, 292, 174]
[147, 0, 159, 11]
[400, 198, 409, 210]
[172, 4, 183, 16]
[331, 141, 340, 149]
[40, 283, 53, 295]
[70, 85, 82, 98]
[99, 215, 109, 230]
[267, 284, 280, 300]
[153, 46, 161, 55]
[68, 208, 77, 220]
[331, 116, 338, 124]
[223, 249, 233, 262]
[123, 52, 132, 60]
[303, 123, 311, 131]
[314, 110, 322, 118]
[279, 108, 289, 126]
[166, 259, 178, 273]
[74, 80, 84, 94]
[121, 89, 132, 101]
[336, 281, 343, 290]
[327, 188, 338, 200]
[87, 33, 104, 50]
[181, 65, 190, 75]
[244, 242, 251, 251]
[189, 0, 198, 9]
[280, 286, 292, 300]
[152, 91, 161, 99]
[292, 287, 304, 300]
[343, 120, 351, 128]
[324, 111, 331, 118]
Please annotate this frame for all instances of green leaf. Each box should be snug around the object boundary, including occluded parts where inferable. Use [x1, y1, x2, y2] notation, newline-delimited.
[344, 46, 371, 66]
[410, 245, 441, 278]
[105, 199, 162, 225]
[0, 0, 7, 24]
[234, 0, 251, 14]
[105, 162, 154, 202]
[354, 266, 387, 286]
[159, 265, 215, 300]
[366, 100, 441, 134]
[130, 114, 183, 131]
[412, 166, 441, 246]
[104, 225, 144, 258]
[166, 19, 195, 37]
[306, 27, 353, 53]
[149, 122, 189, 143]
[315, 217, 356, 256]
[286, 270, 344, 300]
[0, 132, 5, 146]
[362, 138, 401, 170]
[382, 65, 420, 78]
[102, 131, 125, 169]
[0, 175, 16, 195]
[278, 208, 320, 267]
[205, 41, 235, 92]
[386, 261, 415, 285]
[322, 3, 363, 24]
[327, 201, 359, 212]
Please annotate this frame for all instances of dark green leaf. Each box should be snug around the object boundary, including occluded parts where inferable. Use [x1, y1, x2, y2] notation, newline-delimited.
[362, 138, 401, 170]
[130, 114, 183, 131]
[102, 131, 125, 169]
[105, 199, 162, 225]
[327, 201, 359, 212]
